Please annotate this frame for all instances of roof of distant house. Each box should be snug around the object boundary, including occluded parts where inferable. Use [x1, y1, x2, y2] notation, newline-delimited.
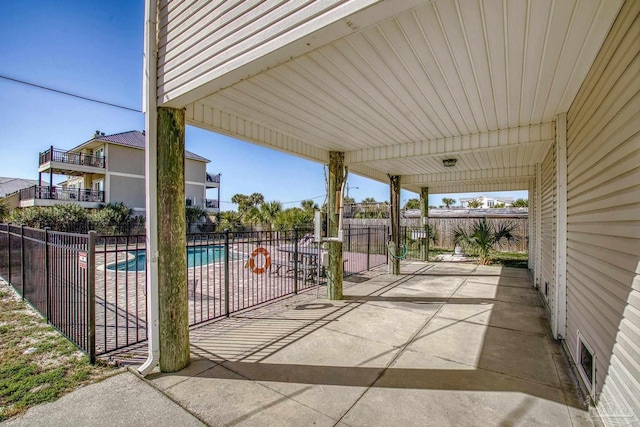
[402, 208, 528, 218]
[73, 130, 210, 163]
[458, 195, 514, 203]
[0, 177, 45, 198]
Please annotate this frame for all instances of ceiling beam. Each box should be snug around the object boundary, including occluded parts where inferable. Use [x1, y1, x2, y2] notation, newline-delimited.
[185, 103, 330, 164]
[344, 123, 554, 164]
[403, 165, 536, 185]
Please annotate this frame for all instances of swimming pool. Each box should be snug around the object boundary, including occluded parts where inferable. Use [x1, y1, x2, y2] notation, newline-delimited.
[107, 245, 231, 271]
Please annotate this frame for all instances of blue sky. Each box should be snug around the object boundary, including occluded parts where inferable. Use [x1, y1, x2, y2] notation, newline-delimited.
[0, 1, 526, 210]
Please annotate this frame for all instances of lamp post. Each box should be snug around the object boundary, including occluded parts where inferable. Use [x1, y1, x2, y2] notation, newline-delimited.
[346, 184, 358, 200]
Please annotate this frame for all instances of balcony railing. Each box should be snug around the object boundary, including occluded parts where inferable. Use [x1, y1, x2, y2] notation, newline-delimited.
[20, 185, 105, 203]
[185, 198, 219, 210]
[39, 147, 106, 169]
[205, 173, 221, 184]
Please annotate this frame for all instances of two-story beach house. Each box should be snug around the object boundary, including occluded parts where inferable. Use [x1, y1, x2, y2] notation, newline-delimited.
[17, 130, 220, 214]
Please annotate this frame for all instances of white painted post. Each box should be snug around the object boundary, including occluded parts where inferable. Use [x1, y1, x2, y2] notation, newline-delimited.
[554, 113, 568, 340]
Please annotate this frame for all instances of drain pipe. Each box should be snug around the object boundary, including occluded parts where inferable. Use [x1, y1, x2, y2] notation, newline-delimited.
[139, 0, 160, 376]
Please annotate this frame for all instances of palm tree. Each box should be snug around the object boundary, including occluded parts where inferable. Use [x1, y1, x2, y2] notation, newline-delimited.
[466, 198, 483, 208]
[218, 211, 243, 231]
[453, 218, 518, 265]
[231, 192, 265, 224]
[275, 207, 314, 230]
[250, 201, 282, 230]
[442, 197, 456, 208]
[404, 198, 420, 210]
[512, 198, 529, 207]
[185, 206, 206, 232]
[300, 199, 318, 212]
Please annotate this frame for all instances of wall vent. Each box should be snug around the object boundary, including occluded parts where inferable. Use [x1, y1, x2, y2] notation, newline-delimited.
[544, 281, 549, 297]
[577, 330, 595, 395]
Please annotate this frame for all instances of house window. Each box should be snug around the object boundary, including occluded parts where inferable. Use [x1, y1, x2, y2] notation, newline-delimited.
[93, 147, 104, 158]
[488, 200, 494, 207]
[93, 180, 103, 192]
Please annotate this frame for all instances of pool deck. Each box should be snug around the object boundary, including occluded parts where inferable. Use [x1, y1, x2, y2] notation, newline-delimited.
[94, 248, 386, 355]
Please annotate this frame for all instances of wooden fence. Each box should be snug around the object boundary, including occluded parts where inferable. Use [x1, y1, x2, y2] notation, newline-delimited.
[346, 216, 529, 253]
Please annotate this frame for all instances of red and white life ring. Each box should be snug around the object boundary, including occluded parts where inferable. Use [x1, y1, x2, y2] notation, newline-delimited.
[249, 247, 271, 274]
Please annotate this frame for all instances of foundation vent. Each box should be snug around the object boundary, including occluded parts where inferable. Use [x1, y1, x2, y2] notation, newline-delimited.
[577, 331, 595, 394]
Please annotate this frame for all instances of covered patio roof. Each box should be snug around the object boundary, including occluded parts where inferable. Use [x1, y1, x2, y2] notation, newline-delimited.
[156, 0, 623, 194]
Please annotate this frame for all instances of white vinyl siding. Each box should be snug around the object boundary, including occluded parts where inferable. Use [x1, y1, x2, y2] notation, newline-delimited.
[565, 0, 640, 421]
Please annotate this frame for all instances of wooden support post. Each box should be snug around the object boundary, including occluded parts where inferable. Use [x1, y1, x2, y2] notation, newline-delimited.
[327, 152, 344, 300]
[157, 107, 190, 372]
[389, 175, 401, 275]
[420, 187, 429, 262]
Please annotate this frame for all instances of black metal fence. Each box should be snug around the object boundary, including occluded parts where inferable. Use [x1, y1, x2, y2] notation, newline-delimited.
[344, 226, 389, 273]
[1, 224, 389, 360]
[0, 224, 96, 361]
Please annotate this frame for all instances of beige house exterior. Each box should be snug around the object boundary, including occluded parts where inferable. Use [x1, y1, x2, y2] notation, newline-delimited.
[19, 130, 220, 214]
[146, 0, 639, 423]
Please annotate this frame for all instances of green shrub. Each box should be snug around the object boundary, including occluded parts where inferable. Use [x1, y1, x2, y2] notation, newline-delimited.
[90, 203, 133, 234]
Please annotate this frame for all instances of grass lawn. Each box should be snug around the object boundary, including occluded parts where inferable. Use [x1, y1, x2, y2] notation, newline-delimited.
[0, 280, 116, 421]
[489, 251, 529, 268]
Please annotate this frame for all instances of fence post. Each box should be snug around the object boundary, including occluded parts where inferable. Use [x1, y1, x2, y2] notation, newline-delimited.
[20, 225, 25, 299]
[224, 230, 230, 317]
[366, 227, 371, 271]
[44, 228, 50, 323]
[293, 228, 299, 294]
[87, 231, 96, 364]
[6, 225, 10, 285]
[347, 224, 351, 252]
[426, 217, 430, 262]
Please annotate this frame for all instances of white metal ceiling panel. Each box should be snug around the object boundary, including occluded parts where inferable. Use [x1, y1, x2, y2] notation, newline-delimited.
[177, 0, 623, 193]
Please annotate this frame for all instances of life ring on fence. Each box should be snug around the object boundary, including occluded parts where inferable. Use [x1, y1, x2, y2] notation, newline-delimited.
[249, 247, 271, 274]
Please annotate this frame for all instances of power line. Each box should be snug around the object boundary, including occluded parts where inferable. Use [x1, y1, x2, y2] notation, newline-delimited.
[3, 74, 329, 206]
[0, 74, 142, 113]
[281, 194, 325, 205]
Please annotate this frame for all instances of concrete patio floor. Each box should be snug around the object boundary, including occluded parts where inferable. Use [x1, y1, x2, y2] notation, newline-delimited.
[146, 261, 593, 426]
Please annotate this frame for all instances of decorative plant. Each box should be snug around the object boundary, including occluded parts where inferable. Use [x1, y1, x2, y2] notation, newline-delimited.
[185, 205, 207, 232]
[453, 218, 518, 265]
[466, 199, 483, 208]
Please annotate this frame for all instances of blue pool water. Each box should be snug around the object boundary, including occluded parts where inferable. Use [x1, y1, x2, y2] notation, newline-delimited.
[107, 245, 228, 271]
